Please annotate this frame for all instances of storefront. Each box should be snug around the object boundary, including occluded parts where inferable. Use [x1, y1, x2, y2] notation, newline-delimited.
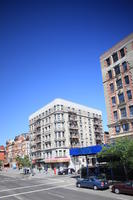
[44, 157, 70, 170]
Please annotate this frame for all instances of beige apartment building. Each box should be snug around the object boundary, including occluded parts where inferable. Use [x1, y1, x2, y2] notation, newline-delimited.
[29, 98, 103, 170]
[100, 33, 133, 141]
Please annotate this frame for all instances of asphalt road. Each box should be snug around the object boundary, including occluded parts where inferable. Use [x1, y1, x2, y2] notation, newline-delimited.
[0, 174, 132, 200]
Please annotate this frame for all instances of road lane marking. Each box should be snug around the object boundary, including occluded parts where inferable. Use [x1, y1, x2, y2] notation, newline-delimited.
[0, 183, 73, 199]
[47, 192, 64, 198]
[0, 178, 27, 182]
[0, 180, 64, 192]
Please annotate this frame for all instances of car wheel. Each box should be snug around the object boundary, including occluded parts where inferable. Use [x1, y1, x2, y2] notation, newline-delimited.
[77, 183, 81, 188]
[114, 188, 120, 194]
[93, 185, 98, 190]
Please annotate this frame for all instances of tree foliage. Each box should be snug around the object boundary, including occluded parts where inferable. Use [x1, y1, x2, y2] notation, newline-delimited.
[97, 137, 133, 179]
[0, 160, 3, 168]
[16, 155, 31, 168]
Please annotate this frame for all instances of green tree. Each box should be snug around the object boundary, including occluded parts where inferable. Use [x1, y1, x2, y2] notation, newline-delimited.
[0, 160, 3, 168]
[16, 156, 23, 168]
[98, 137, 133, 180]
[16, 155, 31, 168]
[22, 156, 31, 168]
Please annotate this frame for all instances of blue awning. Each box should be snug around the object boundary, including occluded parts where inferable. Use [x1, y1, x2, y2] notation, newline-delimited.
[69, 145, 102, 156]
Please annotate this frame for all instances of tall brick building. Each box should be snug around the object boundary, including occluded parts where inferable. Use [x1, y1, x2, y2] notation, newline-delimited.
[100, 33, 133, 141]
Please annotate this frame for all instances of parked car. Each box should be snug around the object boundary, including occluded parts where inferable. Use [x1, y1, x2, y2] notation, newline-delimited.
[111, 181, 133, 195]
[58, 168, 75, 175]
[76, 176, 109, 190]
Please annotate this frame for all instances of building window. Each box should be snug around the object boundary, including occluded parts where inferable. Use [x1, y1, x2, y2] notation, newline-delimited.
[122, 61, 127, 72]
[59, 150, 62, 157]
[118, 93, 125, 104]
[112, 52, 118, 63]
[108, 70, 112, 79]
[106, 57, 111, 66]
[59, 141, 61, 147]
[55, 141, 57, 147]
[120, 48, 125, 58]
[114, 65, 120, 76]
[113, 111, 118, 120]
[115, 126, 120, 133]
[56, 151, 58, 157]
[57, 105, 60, 110]
[122, 123, 129, 132]
[120, 107, 127, 118]
[110, 83, 114, 93]
[124, 75, 129, 84]
[116, 79, 122, 89]
[127, 90, 132, 100]
[63, 141, 65, 146]
[112, 96, 116, 105]
[129, 105, 133, 116]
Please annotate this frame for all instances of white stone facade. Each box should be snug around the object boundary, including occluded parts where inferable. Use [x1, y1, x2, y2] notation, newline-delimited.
[29, 98, 103, 170]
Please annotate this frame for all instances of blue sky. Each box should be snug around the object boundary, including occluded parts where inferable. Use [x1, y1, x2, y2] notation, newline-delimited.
[0, 0, 133, 145]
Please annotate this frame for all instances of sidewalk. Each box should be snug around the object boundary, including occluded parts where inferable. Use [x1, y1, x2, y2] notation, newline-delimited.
[0, 168, 24, 178]
[0, 168, 56, 179]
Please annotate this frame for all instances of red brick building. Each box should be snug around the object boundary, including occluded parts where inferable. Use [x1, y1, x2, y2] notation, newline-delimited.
[6, 133, 30, 167]
[0, 146, 6, 166]
[103, 131, 110, 144]
[100, 33, 133, 142]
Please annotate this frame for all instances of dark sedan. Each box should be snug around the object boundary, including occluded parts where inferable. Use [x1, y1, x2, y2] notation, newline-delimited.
[58, 168, 75, 175]
[76, 176, 109, 190]
[111, 181, 133, 195]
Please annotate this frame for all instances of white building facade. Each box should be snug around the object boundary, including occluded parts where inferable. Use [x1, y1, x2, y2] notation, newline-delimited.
[29, 99, 103, 170]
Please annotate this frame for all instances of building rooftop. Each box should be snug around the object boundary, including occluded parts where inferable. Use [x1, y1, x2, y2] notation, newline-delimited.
[29, 98, 102, 119]
[100, 32, 133, 61]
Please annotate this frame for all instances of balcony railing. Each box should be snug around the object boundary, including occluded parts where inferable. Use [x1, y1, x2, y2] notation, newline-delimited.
[69, 125, 78, 129]
[69, 117, 78, 121]
[70, 134, 79, 139]
[36, 138, 41, 143]
[70, 144, 80, 148]
[36, 131, 41, 136]
[54, 127, 65, 132]
[54, 119, 65, 123]
[45, 139, 51, 143]
[95, 136, 101, 140]
[94, 121, 100, 125]
[36, 147, 42, 151]
[54, 137, 66, 141]
[35, 123, 41, 128]
[31, 142, 36, 147]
